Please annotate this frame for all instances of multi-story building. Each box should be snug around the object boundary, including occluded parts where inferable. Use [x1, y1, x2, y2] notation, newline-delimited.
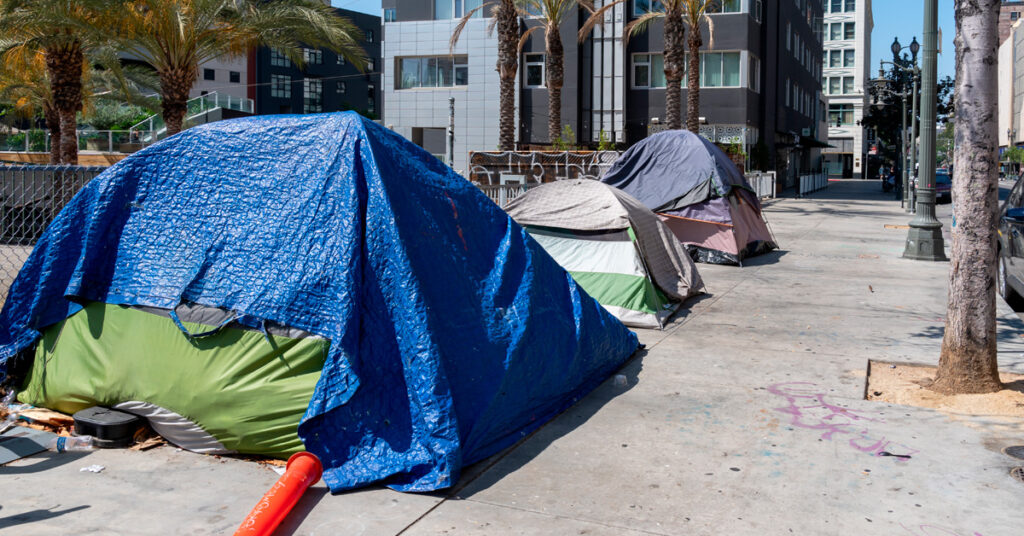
[821, 0, 872, 179]
[191, 57, 248, 101]
[381, 0, 825, 184]
[999, 18, 1024, 164]
[248, 7, 381, 119]
[1000, 1, 1024, 44]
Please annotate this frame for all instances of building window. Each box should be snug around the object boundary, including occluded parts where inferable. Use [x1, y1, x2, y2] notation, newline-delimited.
[368, 58, 376, 72]
[785, 78, 790, 106]
[366, 30, 374, 43]
[303, 48, 323, 65]
[384, 8, 396, 22]
[271, 74, 291, 98]
[749, 55, 761, 92]
[754, 0, 762, 22]
[397, 56, 469, 89]
[701, 52, 740, 87]
[367, 84, 376, 115]
[708, 0, 740, 13]
[844, 22, 855, 40]
[843, 49, 855, 67]
[435, 0, 483, 19]
[303, 78, 322, 113]
[632, 53, 667, 88]
[786, 22, 791, 50]
[829, 103, 854, 125]
[203, 68, 215, 81]
[270, 48, 290, 68]
[828, 50, 840, 67]
[830, 0, 841, 12]
[1013, 12, 1021, 21]
[229, 71, 240, 83]
[842, 76, 854, 94]
[829, 23, 841, 41]
[844, 0, 856, 11]
[525, 53, 545, 87]
[633, 0, 664, 16]
[828, 77, 839, 94]
[338, 81, 347, 94]
[337, 55, 346, 66]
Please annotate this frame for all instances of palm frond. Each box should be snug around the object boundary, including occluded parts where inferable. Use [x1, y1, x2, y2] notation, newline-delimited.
[450, 2, 494, 54]
[578, 0, 627, 43]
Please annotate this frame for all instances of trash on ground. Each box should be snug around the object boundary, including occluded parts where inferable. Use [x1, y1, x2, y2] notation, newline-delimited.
[79, 464, 105, 473]
[47, 435, 96, 453]
[0, 426, 57, 464]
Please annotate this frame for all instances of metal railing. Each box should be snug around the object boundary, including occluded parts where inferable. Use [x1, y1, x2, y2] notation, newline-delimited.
[0, 165, 103, 303]
[477, 182, 531, 207]
[129, 91, 254, 144]
[798, 173, 828, 197]
[468, 151, 621, 185]
[0, 130, 158, 154]
[747, 171, 777, 199]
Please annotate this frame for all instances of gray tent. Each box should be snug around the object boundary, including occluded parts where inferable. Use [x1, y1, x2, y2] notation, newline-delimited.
[506, 179, 704, 328]
[601, 130, 776, 265]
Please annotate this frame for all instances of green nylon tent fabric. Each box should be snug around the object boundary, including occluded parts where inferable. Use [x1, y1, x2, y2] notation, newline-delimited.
[17, 302, 328, 457]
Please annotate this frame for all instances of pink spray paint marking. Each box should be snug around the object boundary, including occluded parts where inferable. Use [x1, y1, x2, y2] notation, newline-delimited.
[767, 382, 918, 460]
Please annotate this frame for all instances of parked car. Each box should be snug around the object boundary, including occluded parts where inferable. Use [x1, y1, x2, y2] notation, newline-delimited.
[913, 171, 952, 203]
[997, 176, 1024, 302]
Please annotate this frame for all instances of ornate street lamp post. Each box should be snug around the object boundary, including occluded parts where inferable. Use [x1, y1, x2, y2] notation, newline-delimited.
[882, 37, 921, 212]
[903, 0, 946, 261]
[870, 72, 910, 205]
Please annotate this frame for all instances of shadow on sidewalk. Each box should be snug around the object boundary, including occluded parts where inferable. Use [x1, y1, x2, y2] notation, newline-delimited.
[741, 249, 788, 267]
[0, 504, 91, 531]
[444, 348, 649, 499]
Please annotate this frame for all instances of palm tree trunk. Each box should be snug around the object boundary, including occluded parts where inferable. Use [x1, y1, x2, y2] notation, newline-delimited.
[933, 0, 1002, 394]
[44, 40, 84, 165]
[45, 105, 61, 165]
[497, 0, 519, 151]
[160, 66, 197, 136]
[664, 9, 685, 130]
[686, 31, 703, 134]
[546, 26, 564, 144]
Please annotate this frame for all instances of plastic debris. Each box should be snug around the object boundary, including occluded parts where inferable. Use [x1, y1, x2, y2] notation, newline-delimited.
[80, 464, 105, 473]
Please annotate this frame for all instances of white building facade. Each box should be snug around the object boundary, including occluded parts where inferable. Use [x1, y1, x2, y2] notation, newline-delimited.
[381, 14, 509, 174]
[821, 0, 872, 179]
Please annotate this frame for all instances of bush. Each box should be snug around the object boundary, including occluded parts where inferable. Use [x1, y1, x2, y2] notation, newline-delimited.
[85, 103, 153, 131]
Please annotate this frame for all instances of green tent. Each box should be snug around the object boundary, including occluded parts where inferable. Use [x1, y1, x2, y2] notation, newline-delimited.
[505, 180, 704, 328]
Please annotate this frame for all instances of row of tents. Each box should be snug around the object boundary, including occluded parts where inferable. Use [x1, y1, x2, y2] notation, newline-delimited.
[0, 113, 775, 493]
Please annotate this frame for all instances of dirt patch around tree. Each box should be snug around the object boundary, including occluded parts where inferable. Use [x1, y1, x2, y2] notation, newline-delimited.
[865, 360, 1024, 418]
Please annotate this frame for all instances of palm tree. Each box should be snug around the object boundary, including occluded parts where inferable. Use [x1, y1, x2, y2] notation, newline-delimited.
[104, 0, 367, 136]
[581, 0, 716, 132]
[0, 47, 61, 163]
[517, 0, 585, 144]
[451, 1, 521, 151]
[0, 0, 106, 164]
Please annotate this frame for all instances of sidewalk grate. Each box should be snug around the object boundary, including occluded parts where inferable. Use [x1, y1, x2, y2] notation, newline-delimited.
[1003, 446, 1024, 460]
[1011, 466, 1024, 483]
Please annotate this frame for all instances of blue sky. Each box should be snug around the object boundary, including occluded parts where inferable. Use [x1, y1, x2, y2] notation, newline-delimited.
[871, 0, 956, 80]
[332, 0, 957, 80]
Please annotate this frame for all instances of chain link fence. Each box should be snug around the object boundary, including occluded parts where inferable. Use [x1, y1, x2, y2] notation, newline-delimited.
[0, 165, 105, 304]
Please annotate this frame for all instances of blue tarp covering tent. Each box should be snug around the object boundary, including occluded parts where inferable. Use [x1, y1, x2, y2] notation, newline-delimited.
[0, 112, 638, 492]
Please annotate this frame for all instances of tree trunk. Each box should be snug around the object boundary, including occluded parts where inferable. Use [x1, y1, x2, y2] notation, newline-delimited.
[160, 65, 197, 136]
[664, 8, 685, 130]
[497, 0, 519, 151]
[44, 40, 84, 166]
[45, 105, 61, 165]
[686, 30, 703, 133]
[546, 25, 564, 144]
[932, 0, 1002, 395]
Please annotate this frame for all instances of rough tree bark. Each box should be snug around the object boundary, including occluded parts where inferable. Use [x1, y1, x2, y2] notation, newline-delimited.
[933, 0, 1003, 394]
[497, 0, 519, 151]
[664, 6, 685, 130]
[545, 25, 565, 144]
[685, 23, 703, 133]
[160, 65, 198, 136]
[44, 40, 84, 166]
[45, 105, 61, 165]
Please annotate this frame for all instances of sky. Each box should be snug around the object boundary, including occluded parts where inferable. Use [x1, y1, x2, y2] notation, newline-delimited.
[332, 0, 958, 80]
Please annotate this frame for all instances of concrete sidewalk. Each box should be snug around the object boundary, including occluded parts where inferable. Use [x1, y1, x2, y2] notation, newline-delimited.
[4, 180, 1022, 535]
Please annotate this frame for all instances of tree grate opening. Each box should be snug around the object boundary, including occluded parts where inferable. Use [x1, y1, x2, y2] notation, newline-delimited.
[1010, 467, 1024, 483]
[1003, 446, 1024, 461]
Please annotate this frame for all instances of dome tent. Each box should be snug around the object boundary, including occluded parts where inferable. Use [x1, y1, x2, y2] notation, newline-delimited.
[505, 179, 704, 328]
[0, 112, 638, 492]
[600, 129, 777, 265]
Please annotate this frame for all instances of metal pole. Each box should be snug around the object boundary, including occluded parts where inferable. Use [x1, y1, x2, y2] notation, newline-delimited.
[901, 94, 908, 206]
[447, 97, 455, 168]
[903, 0, 946, 261]
[909, 72, 919, 213]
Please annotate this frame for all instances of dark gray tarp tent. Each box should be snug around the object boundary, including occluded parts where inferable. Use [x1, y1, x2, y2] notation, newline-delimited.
[601, 130, 776, 264]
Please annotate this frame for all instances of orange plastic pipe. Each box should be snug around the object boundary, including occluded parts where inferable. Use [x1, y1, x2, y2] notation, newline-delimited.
[234, 452, 324, 536]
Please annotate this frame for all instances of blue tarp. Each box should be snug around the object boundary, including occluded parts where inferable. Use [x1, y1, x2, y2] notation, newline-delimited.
[0, 112, 638, 491]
